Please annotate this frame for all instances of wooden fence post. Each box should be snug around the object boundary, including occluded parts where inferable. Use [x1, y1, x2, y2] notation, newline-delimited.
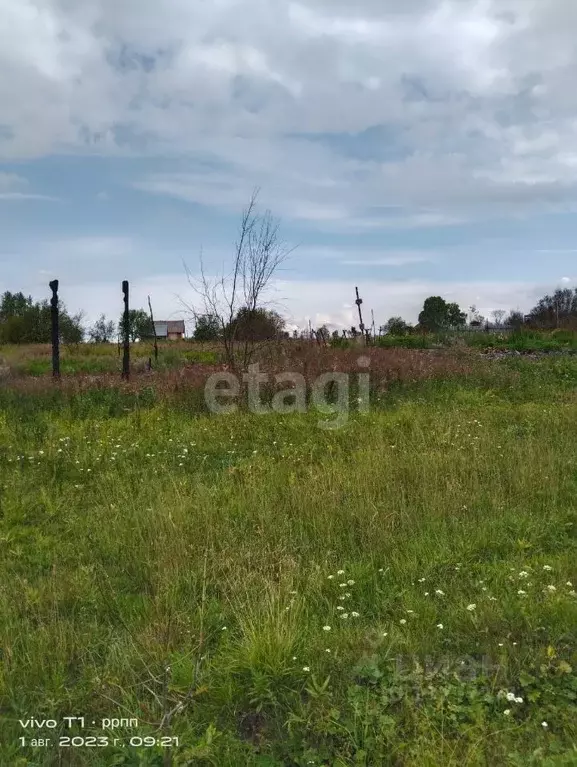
[122, 280, 130, 380]
[49, 279, 60, 378]
[148, 295, 158, 364]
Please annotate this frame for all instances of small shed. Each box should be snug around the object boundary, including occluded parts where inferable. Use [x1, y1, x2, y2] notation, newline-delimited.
[154, 320, 185, 340]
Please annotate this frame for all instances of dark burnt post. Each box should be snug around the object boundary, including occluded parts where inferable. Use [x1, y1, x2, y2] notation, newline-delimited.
[49, 279, 60, 378]
[122, 280, 130, 380]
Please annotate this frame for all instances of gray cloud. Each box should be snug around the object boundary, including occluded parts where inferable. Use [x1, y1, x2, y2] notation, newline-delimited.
[1, 0, 577, 227]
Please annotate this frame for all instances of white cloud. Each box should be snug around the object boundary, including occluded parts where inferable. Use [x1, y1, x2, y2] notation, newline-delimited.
[1, 0, 577, 228]
[0, 173, 59, 201]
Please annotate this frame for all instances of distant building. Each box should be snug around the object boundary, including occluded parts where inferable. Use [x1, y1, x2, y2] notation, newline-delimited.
[153, 320, 185, 340]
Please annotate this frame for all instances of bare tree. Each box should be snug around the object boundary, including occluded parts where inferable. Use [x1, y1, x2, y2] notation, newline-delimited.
[184, 188, 294, 370]
[492, 309, 506, 327]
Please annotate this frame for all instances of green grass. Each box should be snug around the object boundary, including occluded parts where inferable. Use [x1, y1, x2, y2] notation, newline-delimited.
[371, 329, 577, 353]
[1, 358, 577, 765]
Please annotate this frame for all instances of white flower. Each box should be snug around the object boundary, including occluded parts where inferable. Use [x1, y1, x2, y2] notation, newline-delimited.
[337, 570, 345, 575]
[382, 632, 388, 637]
[503, 709, 511, 716]
[292, 656, 297, 660]
[437, 623, 444, 629]
[336, 606, 345, 611]
[325, 648, 331, 653]
[541, 721, 548, 728]
[569, 591, 577, 597]
[347, 580, 355, 586]
[435, 589, 445, 596]
[340, 613, 349, 619]
[303, 666, 310, 672]
[543, 565, 553, 571]
[406, 610, 415, 614]
[566, 582, 573, 587]
[400, 619, 407, 625]
[323, 625, 331, 631]
[506, 692, 516, 702]
[327, 575, 334, 580]
[339, 583, 347, 588]
[418, 578, 426, 583]
[547, 585, 556, 592]
[351, 611, 360, 618]
[518, 590, 527, 596]
[518, 571, 529, 578]
[467, 604, 477, 611]
[515, 697, 523, 704]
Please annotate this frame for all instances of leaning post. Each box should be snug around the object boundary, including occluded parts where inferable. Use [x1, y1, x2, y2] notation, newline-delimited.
[49, 279, 60, 378]
[122, 280, 130, 380]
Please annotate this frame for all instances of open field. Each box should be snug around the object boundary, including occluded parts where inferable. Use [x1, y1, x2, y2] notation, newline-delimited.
[1, 346, 577, 765]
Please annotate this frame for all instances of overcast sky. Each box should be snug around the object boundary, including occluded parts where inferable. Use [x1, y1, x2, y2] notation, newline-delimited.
[1, 0, 576, 331]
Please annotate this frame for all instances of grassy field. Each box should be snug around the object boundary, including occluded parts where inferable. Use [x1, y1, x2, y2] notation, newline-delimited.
[1, 347, 577, 765]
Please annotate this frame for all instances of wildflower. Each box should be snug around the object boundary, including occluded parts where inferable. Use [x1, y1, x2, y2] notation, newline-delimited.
[424, 592, 430, 596]
[382, 632, 388, 637]
[325, 648, 331, 653]
[406, 610, 415, 614]
[323, 625, 331, 632]
[437, 623, 444, 629]
[327, 575, 334, 580]
[503, 709, 511, 716]
[351, 611, 360, 618]
[400, 619, 407, 625]
[467, 604, 477, 611]
[339, 583, 347, 588]
[340, 613, 349, 619]
[292, 656, 297, 660]
[541, 721, 548, 728]
[221, 626, 227, 631]
[418, 578, 426, 583]
[547, 585, 557, 592]
[506, 692, 516, 702]
[347, 580, 355, 586]
[518, 590, 527, 596]
[543, 565, 553, 571]
[567, 582, 573, 587]
[303, 666, 310, 672]
[337, 570, 345, 575]
[518, 571, 529, 578]
[435, 589, 445, 596]
[336, 606, 345, 611]
[569, 591, 577, 597]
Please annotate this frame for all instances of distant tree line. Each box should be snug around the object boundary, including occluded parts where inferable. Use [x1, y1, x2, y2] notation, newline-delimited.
[1, 285, 576, 345]
[0, 291, 84, 344]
